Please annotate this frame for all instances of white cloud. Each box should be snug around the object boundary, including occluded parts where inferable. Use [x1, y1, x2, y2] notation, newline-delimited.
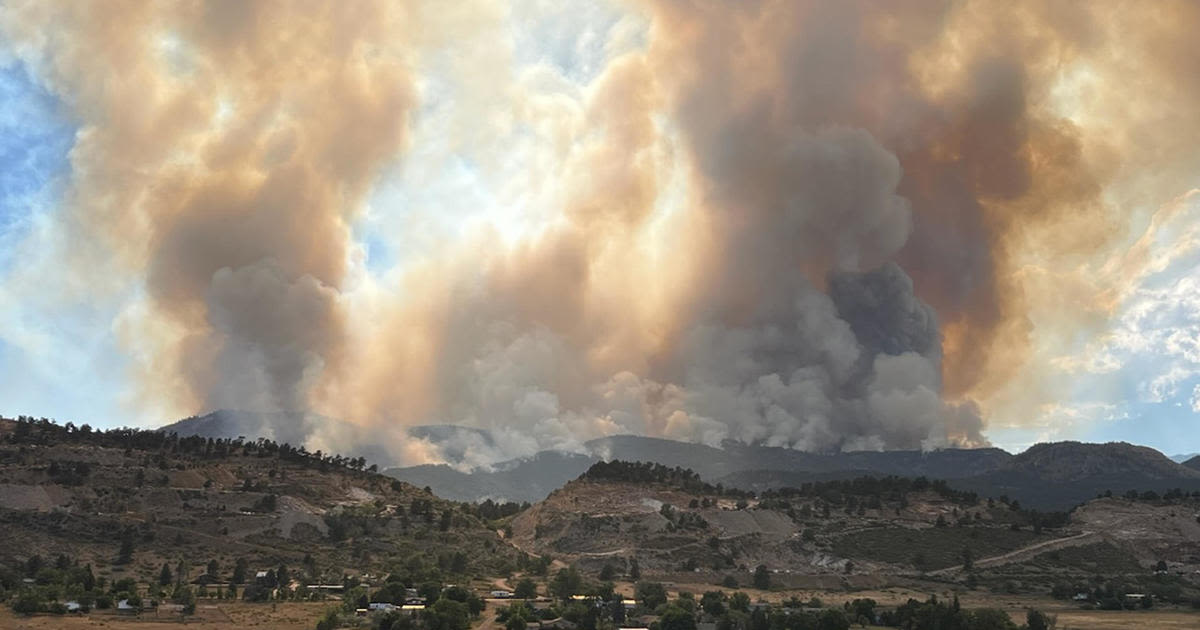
[1051, 192, 1200, 409]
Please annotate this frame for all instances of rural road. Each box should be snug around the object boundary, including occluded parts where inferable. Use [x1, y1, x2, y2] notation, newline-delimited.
[929, 531, 1099, 575]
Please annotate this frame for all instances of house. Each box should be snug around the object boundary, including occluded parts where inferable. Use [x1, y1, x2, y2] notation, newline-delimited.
[621, 599, 637, 610]
[491, 590, 514, 598]
[255, 570, 270, 581]
[570, 594, 604, 608]
[117, 599, 139, 613]
[401, 604, 426, 612]
[64, 601, 83, 613]
[1072, 593, 1090, 601]
[369, 603, 397, 612]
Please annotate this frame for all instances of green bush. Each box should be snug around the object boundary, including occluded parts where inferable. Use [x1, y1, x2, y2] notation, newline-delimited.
[12, 593, 43, 614]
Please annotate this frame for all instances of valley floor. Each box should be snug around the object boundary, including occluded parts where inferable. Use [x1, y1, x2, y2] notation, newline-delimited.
[3, 591, 1198, 630]
[0, 601, 334, 629]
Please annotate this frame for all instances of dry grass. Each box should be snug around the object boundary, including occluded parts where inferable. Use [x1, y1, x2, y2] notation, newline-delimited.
[1050, 609, 1200, 629]
[663, 584, 1200, 629]
[832, 525, 1050, 570]
[3, 588, 1198, 630]
[0, 602, 334, 630]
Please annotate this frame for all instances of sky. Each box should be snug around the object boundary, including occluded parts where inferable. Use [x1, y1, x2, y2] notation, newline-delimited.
[0, 1, 1198, 465]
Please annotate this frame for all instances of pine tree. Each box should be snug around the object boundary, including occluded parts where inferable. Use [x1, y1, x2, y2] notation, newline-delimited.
[303, 553, 317, 579]
[159, 562, 174, 586]
[82, 564, 96, 591]
[232, 558, 248, 584]
[277, 564, 290, 588]
[117, 537, 135, 565]
[753, 565, 770, 590]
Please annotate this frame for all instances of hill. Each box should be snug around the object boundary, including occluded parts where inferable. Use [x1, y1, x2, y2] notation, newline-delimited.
[159, 409, 321, 443]
[0, 416, 524, 610]
[158, 409, 399, 466]
[1183, 455, 1200, 471]
[162, 415, 1200, 511]
[508, 461, 1063, 580]
[505, 460, 1200, 603]
[387, 434, 1200, 510]
[1009, 441, 1198, 481]
[389, 451, 596, 502]
[949, 442, 1200, 510]
[385, 434, 1014, 504]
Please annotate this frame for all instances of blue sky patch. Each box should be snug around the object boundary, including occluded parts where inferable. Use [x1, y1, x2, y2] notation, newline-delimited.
[0, 62, 74, 267]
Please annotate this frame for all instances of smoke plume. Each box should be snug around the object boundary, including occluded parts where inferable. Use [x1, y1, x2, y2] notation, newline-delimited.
[3, 1, 1199, 466]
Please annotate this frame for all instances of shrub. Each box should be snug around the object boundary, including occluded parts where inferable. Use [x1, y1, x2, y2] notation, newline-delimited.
[514, 577, 537, 599]
[315, 608, 340, 630]
[12, 593, 42, 614]
[636, 582, 668, 610]
[752, 565, 770, 590]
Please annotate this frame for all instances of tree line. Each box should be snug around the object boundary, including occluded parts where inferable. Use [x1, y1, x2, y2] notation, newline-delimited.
[4, 415, 378, 475]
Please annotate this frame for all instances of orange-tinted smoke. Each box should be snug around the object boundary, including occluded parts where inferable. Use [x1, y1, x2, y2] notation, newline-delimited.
[1, 1, 416, 417]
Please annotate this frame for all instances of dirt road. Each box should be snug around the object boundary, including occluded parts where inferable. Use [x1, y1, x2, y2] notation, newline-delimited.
[929, 531, 1099, 575]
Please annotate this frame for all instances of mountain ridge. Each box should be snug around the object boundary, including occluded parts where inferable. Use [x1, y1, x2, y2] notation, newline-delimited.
[158, 413, 1200, 510]
[385, 436, 1200, 509]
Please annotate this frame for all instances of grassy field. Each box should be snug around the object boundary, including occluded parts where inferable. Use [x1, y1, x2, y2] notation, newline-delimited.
[1046, 609, 1200, 629]
[958, 594, 1200, 630]
[832, 525, 1048, 569]
[1025, 541, 1143, 573]
[658, 580, 1200, 628]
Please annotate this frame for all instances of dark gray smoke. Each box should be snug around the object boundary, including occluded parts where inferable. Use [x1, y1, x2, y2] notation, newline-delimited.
[657, 261, 984, 453]
[830, 263, 939, 360]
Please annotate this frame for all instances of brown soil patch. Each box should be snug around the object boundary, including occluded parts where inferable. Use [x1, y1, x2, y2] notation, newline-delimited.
[0, 602, 334, 630]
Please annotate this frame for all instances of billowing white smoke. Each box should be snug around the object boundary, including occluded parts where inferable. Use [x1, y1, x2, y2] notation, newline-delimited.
[10, 0, 1118, 469]
[396, 129, 986, 467]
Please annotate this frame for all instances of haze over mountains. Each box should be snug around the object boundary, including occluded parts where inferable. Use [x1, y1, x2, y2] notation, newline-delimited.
[386, 436, 1200, 510]
[160, 410, 1200, 511]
